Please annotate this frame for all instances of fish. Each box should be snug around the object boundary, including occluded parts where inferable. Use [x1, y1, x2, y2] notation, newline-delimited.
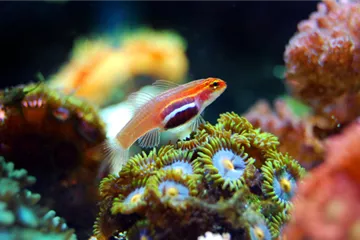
[104, 77, 227, 173]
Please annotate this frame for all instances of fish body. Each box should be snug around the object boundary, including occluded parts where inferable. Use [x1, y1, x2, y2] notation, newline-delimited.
[105, 77, 227, 172]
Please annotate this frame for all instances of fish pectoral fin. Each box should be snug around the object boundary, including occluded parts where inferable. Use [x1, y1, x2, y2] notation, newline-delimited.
[190, 114, 206, 132]
[137, 128, 161, 148]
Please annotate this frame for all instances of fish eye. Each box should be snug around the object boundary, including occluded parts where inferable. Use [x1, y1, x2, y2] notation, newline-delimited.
[210, 81, 219, 89]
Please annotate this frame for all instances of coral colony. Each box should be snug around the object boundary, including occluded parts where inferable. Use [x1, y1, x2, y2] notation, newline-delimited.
[1, 1, 360, 239]
[94, 113, 304, 240]
[0, 157, 76, 239]
[0, 83, 106, 238]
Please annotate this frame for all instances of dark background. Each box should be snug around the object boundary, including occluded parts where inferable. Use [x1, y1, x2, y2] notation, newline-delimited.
[0, 1, 318, 118]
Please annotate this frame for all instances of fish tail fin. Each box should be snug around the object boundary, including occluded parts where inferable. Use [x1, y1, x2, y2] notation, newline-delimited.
[100, 137, 129, 175]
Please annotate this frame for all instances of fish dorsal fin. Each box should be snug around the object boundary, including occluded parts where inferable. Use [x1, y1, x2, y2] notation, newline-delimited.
[190, 114, 206, 132]
[127, 80, 180, 112]
[137, 128, 161, 148]
[152, 79, 180, 91]
[128, 91, 155, 110]
[126, 86, 161, 113]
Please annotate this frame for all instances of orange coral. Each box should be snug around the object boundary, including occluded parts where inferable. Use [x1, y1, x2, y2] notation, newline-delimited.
[119, 29, 188, 82]
[284, 0, 360, 108]
[244, 99, 324, 169]
[283, 120, 360, 240]
[49, 29, 188, 106]
[49, 39, 127, 106]
[284, 172, 360, 240]
[325, 118, 360, 183]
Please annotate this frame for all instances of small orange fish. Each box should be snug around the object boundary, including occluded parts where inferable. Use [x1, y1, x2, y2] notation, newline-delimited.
[105, 77, 227, 172]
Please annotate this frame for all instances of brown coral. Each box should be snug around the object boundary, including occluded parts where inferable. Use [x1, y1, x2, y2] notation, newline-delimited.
[283, 120, 360, 240]
[284, 0, 360, 109]
[0, 82, 106, 239]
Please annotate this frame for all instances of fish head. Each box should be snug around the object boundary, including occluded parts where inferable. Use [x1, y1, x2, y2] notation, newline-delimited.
[198, 77, 227, 108]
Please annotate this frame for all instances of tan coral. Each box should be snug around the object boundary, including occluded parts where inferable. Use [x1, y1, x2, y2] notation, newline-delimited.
[244, 99, 324, 169]
[311, 91, 360, 135]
